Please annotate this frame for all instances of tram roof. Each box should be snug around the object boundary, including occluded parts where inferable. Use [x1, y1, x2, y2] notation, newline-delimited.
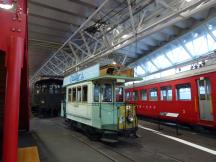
[90, 75, 142, 82]
[64, 75, 142, 87]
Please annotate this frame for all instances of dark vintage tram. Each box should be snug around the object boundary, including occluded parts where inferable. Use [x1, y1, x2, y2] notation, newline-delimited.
[31, 78, 64, 117]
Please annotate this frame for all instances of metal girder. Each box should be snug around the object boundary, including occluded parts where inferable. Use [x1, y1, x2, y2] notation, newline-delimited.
[69, 41, 89, 56]
[30, 0, 216, 83]
[127, 0, 136, 34]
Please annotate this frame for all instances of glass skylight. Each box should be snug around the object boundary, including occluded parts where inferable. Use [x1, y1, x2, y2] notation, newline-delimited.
[207, 19, 216, 37]
[152, 54, 172, 69]
[134, 17, 216, 78]
[144, 61, 158, 73]
[183, 27, 216, 56]
[134, 65, 145, 76]
[165, 43, 191, 63]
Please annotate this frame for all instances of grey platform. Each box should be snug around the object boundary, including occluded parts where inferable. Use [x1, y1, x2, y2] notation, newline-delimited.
[30, 118, 216, 162]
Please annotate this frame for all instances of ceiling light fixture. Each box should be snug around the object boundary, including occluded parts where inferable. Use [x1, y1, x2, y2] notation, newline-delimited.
[0, 3, 13, 10]
[122, 34, 129, 39]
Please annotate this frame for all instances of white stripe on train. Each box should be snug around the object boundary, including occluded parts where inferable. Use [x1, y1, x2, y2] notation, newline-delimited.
[138, 125, 216, 155]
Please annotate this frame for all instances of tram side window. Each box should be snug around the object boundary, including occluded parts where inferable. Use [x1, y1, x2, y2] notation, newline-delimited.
[131, 91, 138, 101]
[72, 88, 76, 102]
[68, 88, 72, 102]
[94, 84, 100, 102]
[126, 92, 130, 101]
[149, 88, 158, 101]
[102, 84, 112, 102]
[35, 85, 40, 94]
[141, 90, 147, 101]
[82, 85, 88, 102]
[42, 85, 48, 93]
[77, 86, 82, 102]
[54, 85, 60, 94]
[176, 84, 191, 100]
[115, 87, 123, 102]
[49, 85, 54, 94]
[160, 86, 172, 101]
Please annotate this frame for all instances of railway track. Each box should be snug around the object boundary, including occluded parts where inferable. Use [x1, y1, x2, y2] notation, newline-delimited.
[52, 118, 184, 162]
[53, 119, 138, 162]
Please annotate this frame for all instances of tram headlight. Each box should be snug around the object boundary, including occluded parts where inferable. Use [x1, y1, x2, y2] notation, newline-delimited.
[126, 105, 131, 110]
[127, 114, 134, 122]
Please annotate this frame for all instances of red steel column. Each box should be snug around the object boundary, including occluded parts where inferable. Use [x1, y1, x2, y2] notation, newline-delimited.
[2, 36, 24, 162]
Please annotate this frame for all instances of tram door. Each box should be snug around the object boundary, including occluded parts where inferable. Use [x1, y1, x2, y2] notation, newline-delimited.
[197, 78, 213, 121]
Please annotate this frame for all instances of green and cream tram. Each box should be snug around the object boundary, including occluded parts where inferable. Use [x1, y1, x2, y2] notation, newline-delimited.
[62, 64, 141, 139]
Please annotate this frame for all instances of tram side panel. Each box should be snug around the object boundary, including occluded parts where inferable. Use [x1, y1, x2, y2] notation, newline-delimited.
[66, 82, 93, 127]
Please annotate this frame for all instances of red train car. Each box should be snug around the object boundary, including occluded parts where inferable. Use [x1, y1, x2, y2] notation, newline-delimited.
[125, 64, 216, 128]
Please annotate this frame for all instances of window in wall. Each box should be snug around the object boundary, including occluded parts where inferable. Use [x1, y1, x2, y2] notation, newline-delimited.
[131, 91, 138, 101]
[160, 86, 172, 101]
[115, 87, 124, 102]
[94, 84, 100, 102]
[82, 85, 88, 102]
[141, 89, 147, 101]
[72, 88, 76, 102]
[102, 84, 112, 102]
[77, 86, 82, 102]
[149, 88, 158, 101]
[176, 84, 191, 100]
[68, 88, 72, 102]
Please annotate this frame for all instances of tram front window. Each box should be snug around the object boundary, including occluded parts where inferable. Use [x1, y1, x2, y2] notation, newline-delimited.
[115, 87, 123, 102]
[102, 84, 112, 102]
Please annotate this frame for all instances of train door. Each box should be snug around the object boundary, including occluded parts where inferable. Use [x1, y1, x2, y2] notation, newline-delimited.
[197, 78, 214, 121]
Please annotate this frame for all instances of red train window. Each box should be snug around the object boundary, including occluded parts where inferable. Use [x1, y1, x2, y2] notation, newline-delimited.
[131, 91, 138, 101]
[141, 89, 147, 101]
[160, 86, 172, 101]
[149, 88, 158, 101]
[176, 84, 191, 100]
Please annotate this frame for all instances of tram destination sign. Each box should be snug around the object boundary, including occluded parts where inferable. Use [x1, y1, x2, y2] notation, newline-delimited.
[63, 64, 100, 86]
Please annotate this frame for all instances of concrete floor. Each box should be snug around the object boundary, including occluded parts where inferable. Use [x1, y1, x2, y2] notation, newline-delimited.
[30, 118, 216, 162]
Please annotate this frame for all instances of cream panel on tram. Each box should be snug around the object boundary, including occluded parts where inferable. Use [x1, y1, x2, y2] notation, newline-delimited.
[66, 81, 93, 126]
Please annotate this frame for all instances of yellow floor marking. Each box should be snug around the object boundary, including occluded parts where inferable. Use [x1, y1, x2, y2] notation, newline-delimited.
[18, 146, 40, 162]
